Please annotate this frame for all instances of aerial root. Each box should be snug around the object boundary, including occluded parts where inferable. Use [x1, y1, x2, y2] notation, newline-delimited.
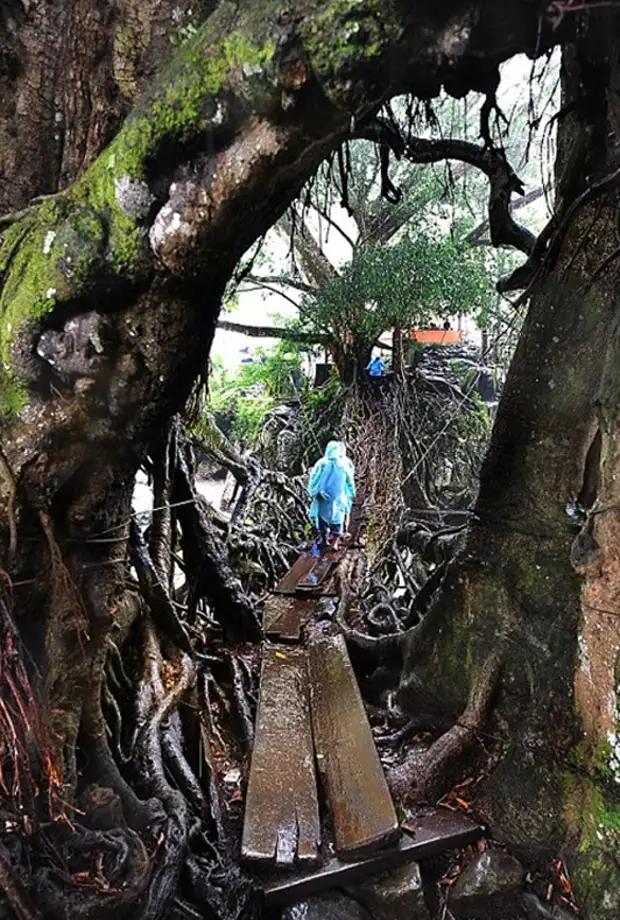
[148, 424, 175, 588]
[388, 652, 502, 802]
[172, 441, 261, 641]
[130, 519, 193, 654]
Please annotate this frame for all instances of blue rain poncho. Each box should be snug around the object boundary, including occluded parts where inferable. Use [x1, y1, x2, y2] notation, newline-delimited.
[367, 356, 386, 377]
[308, 441, 356, 529]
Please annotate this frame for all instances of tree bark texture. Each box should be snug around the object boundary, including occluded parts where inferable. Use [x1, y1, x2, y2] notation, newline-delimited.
[396, 24, 620, 918]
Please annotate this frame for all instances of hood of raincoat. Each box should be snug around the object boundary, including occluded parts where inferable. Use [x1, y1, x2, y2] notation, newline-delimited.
[324, 441, 343, 461]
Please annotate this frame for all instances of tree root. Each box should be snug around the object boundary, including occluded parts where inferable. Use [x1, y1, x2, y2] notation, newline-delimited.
[0, 444, 18, 570]
[32, 822, 150, 920]
[402, 560, 448, 628]
[340, 622, 406, 668]
[134, 625, 195, 920]
[170, 895, 205, 920]
[226, 651, 255, 752]
[193, 412, 250, 485]
[102, 678, 131, 765]
[80, 689, 163, 833]
[185, 851, 257, 920]
[105, 639, 134, 694]
[130, 520, 193, 654]
[375, 715, 448, 748]
[161, 710, 206, 815]
[148, 425, 175, 589]
[366, 601, 403, 635]
[173, 443, 260, 641]
[0, 841, 41, 920]
[388, 652, 502, 802]
[230, 456, 261, 527]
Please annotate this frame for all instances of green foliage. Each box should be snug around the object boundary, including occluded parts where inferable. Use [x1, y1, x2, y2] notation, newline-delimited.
[208, 342, 306, 445]
[300, 228, 492, 359]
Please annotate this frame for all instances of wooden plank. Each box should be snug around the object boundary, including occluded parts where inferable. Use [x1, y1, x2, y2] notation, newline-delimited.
[294, 574, 339, 598]
[273, 554, 316, 595]
[275, 598, 317, 641]
[308, 632, 400, 860]
[242, 645, 321, 866]
[262, 596, 316, 643]
[297, 557, 334, 591]
[259, 809, 482, 905]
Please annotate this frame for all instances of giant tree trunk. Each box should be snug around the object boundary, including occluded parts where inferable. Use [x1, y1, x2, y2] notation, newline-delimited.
[0, 1, 597, 918]
[395, 28, 620, 918]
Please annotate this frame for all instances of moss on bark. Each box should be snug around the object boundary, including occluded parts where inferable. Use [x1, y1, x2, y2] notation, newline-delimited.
[564, 773, 620, 919]
[0, 10, 278, 417]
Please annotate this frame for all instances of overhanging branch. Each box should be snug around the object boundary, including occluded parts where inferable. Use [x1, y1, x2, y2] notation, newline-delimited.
[216, 319, 328, 346]
[278, 212, 339, 288]
[356, 118, 537, 258]
[466, 186, 548, 246]
[242, 273, 316, 295]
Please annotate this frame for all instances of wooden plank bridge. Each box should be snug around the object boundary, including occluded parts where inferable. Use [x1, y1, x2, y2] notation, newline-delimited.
[242, 497, 481, 903]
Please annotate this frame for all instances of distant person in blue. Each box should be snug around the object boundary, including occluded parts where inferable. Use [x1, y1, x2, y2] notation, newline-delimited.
[367, 355, 386, 378]
[308, 441, 356, 554]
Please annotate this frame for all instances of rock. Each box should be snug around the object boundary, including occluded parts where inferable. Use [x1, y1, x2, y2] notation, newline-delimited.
[450, 849, 524, 918]
[282, 891, 372, 920]
[522, 891, 579, 920]
[347, 861, 430, 920]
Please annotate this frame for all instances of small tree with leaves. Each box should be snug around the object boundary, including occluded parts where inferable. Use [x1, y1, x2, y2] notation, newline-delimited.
[297, 225, 492, 379]
[218, 127, 532, 382]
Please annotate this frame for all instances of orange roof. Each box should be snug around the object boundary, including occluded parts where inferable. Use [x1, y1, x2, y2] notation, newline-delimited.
[411, 329, 462, 344]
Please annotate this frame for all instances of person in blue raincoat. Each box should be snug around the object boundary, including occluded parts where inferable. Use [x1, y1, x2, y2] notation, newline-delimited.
[366, 355, 386, 378]
[308, 441, 355, 552]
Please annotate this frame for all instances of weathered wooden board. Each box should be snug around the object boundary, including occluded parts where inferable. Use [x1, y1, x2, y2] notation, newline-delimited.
[273, 554, 316, 595]
[259, 809, 482, 905]
[262, 596, 317, 643]
[294, 574, 339, 598]
[296, 557, 335, 591]
[308, 631, 400, 860]
[242, 645, 321, 866]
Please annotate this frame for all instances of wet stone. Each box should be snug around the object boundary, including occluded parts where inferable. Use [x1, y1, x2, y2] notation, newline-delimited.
[450, 849, 524, 918]
[346, 861, 430, 920]
[522, 891, 580, 920]
[282, 891, 372, 920]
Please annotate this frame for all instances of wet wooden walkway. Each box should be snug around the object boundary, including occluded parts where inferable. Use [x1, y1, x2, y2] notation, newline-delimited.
[241, 496, 482, 901]
[242, 645, 320, 865]
[308, 632, 400, 858]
